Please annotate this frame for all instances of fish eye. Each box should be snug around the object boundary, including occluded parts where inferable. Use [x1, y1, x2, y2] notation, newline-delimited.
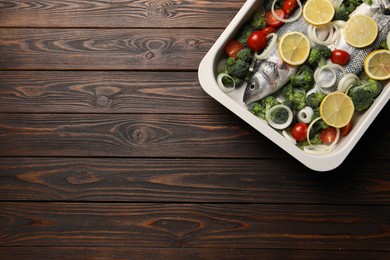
[249, 83, 256, 90]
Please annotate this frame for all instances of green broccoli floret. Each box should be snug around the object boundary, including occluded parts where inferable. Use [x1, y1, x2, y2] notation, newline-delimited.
[261, 96, 280, 110]
[237, 25, 254, 46]
[225, 57, 250, 78]
[226, 57, 236, 66]
[236, 48, 253, 62]
[348, 87, 373, 111]
[333, 0, 365, 21]
[307, 109, 328, 137]
[298, 133, 323, 149]
[347, 79, 382, 112]
[251, 11, 267, 30]
[290, 65, 315, 91]
[380, 39, 388, 50]
[365, 79, 383, 98]
[306, 92, 326, 108]
[290, 89, 307, 110]
[264, 0, 282, 11]
[308, 45, 332, 67]
[312, 107, 321, 120]
[287, 88, 307, 111]
[333, 7, 350, 21]
[250, 96, 280, 120]
[282, 84, 293, 100]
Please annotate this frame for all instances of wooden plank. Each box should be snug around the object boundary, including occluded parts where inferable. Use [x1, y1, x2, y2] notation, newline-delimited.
[0, 247, 388, 260]
[0, 113, 281, 158]
[0, 71, 225, 114]
[0, 158, 390, 204]
[0, 28, 220, 70]
[0, 0, 244, 28]
[0, 111, 388, 159]
[0, 202, 389, 250]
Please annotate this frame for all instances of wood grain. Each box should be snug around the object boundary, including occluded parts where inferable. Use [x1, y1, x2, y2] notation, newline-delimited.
[0, 247, 388, 260]
[0, 113, 282, 158]
[0, 71, 224, 114]
[0, 0, 244, 28]
[1, 202, 389, 250]
[1, 0, 389, 257]
[0, 28, 220, 70]
[0, 109, 388, 159]
[0, 157, 390, 204]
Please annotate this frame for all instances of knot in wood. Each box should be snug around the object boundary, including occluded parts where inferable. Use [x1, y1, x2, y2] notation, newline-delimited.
[96, 95, 110, 107]
[146, 52, 155, 59]
[130, 125, 154, 145]
[148, 1, 179, 18]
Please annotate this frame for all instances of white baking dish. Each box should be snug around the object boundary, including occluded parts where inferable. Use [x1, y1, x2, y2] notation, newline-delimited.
[198, 0, 390, 171]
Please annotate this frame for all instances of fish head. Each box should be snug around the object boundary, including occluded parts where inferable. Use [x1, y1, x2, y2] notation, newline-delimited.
[243, 70, 271, 105]
[243, 61, 276, 105]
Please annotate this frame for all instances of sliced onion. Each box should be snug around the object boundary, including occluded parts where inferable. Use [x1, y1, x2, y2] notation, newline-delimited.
[333, 20, 346, 29]
[282, 130, 297, 145]
[307, 22, 340, 46]
[271, 0, 303, 23]
[265, 104, 293, 130]
[217, 73, 235, 93]
[315, 64, 345, 94]
[298, 106, 314, 124]
[338, 73, 360, 93]
[255, 33, 277, 60]
[305, 117, 340, 153]
[276, 96, 285, 104]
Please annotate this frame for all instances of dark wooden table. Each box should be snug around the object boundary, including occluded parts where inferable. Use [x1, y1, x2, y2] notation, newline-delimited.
[0, 0, 389, 259]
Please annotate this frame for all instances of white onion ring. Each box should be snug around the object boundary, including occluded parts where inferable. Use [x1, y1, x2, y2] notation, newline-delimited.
[271, 0, 303, 23]
[307, 22, 340, 46]
[315, 64, 346, 94]
[298, 106, 314, 124]
[217, 73, 235, 93]
[338, 73, 360, 93]
[265, 104, 293, 130]
[333, 20, 346, 29]
[255, 33, 278, 60]
[282, 130, 297, 145]
[305, 117, 340, 153]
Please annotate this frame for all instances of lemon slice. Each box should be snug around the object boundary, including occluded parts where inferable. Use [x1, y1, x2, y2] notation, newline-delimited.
[320, 92, 355, 128]
[364, 49, 390, 80]
[387, 31, 390, 50]
[344, 14, 378, 48]
[278, 32, 310, 66]
[303, 0, 335, 26]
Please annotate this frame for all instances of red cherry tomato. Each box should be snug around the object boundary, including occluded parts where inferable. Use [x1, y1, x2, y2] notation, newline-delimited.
[340, 121, 352, 136]
[291, 122, 308, 141]
[282, 0, 298, 16]
[331, 49, 350, 65]
[247, 30, 268, 52]
[261, 26, 276, 36]
[320, 127, 337, 143]
[266, 9, 286, 28]
[224, 40, 244, 59]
